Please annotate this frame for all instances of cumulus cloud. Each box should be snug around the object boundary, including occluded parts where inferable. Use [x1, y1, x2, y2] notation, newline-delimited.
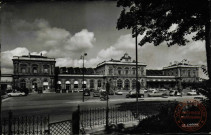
[1, 47, 46, 73]
[6, 19, 96, 58]
[65, 29, 95, 51]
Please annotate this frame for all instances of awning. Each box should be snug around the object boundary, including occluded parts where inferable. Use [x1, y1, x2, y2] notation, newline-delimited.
[66, 81, 70, 84]
[74, 81, 79, 84]
[43, 82, 48, 86]
[57, 81, 61, 84]
[82, 81, 87, 84]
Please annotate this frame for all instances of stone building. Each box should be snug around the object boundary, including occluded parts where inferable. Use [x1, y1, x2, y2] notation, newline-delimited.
[146, 60, 200, 89]
[56, 67, 103, 92]
[95, 53, 147, 90]
[56, 53, 146, 92]
[12, 54, 56, 92]
[11, 53, 200, 93]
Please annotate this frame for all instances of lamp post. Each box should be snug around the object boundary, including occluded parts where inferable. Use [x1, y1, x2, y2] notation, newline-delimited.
[81, 53, 87, 102]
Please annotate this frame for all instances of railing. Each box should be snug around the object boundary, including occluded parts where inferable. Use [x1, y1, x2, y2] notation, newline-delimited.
[1, 111, 49, 135]
[80, 102, 163, 129]
[49, 120, 72, 135]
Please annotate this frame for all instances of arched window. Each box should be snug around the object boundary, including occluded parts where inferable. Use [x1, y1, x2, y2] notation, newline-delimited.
[125, 67, 129, 75]
[32, 79, 37, 90]
[57, 81, 62, 89]
[32, 64, 38, 74]
[124, 79, 130, 90]
[20, 79, 26, 89]
[140, 67, 144, 75]
[43, 79, 48, 90]
[74, 81, 78, 88]
[82, 81, 87, 88]
[188, 70, 191, 77]
[132, 79, 136, 89]
[193, 70, 196, 77]
[90, 80, 94, 88]
[117, 67, 122, 75]
[20, 64, 27, 73]
[132, 67, 136, 75]
[43, 65, 49, 74]
[65, 81, 70, 90]
[117, 79, 123, 89]
[141, 79, 144, 87]
[98, 80, 102, 88]
[109, 67, 113, 75]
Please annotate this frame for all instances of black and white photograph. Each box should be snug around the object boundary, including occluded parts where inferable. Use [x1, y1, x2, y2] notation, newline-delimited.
[1, 0, 211, 134]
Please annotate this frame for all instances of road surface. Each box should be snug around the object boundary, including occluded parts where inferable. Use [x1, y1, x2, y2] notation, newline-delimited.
[2, 92, 205, 123]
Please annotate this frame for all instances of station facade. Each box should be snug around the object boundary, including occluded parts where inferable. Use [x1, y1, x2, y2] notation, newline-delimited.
[11, 53, 200, 93]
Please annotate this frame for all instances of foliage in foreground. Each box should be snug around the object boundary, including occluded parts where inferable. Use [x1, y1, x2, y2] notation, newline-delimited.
[105, 100, 211, 134]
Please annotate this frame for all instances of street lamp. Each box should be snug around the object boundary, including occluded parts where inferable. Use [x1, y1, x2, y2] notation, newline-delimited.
[81, 53, 87, 102]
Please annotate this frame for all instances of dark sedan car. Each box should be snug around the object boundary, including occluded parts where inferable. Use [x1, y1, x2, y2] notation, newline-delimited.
[83, 89, 90, 96]
[93, 90, 100, 97]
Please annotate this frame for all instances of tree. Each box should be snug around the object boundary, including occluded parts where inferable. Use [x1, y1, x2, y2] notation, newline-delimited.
[116, 0, 211, 84]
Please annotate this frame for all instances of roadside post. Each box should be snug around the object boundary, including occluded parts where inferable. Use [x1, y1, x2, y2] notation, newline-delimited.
[106, 82, 110, 130]
[72, 105, 80, 134]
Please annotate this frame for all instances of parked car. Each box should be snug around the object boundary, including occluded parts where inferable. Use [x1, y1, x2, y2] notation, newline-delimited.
[115, 90, 123, 95]
[126, 90, 144, 98]
[187, 90, 199, 96]
[7, 91, 25, 97]
[159, 88, 167, 91]
[73, 89, 79, 92]
[140, 88, 148, 93]
[148, 91, 167, 97]
[108, 90, 114, 95]
[79, 89, 84, 92]
[148, 88, 157, 93]
[90, 88, 95, 92]
[93, 90, 100, 97]
[169, 90, 181, 96]
[84, 89, 90, 96]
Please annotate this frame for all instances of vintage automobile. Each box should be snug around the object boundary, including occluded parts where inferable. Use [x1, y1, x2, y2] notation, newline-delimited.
[7, 91, 25, 97]
[140, 88, 148, 93]
[108, 90, 114, 95]
[187, 90, 199, 96]
[148, 88, 158, 93]
[115, 90, 123, 95]
[83, 89, 90, 96]
[126, 90, 144, 98]
[148, 91, 168, 97]
[159, 88, 167, 91]
[169, 90, 182, 96]
[93, 90, 100, 97]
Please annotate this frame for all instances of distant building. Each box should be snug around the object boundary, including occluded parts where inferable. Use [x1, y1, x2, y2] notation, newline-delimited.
[12, 53, 56, 92]
[146, 60, 200, 89]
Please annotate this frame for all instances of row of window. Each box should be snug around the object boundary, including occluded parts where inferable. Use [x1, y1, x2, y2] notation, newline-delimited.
[20, 65, 50, 74]
[57, 80, 102, 89]
[165, 70, 197, 77]
[109, 68, 144, 75]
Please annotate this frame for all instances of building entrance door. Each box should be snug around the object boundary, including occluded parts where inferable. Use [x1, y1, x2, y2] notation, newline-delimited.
[43, 82, 48, 91]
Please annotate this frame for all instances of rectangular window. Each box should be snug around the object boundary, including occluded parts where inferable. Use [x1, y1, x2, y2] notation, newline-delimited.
[33, 67, 38, 74]
[21, 68, 26, 73]
[98, 81, 101, 87]
[44, 68, 48, 73]
[74, 84, 78, 88]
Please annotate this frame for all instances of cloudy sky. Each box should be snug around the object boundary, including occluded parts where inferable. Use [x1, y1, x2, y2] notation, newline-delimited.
[1, 1, 208, 78]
